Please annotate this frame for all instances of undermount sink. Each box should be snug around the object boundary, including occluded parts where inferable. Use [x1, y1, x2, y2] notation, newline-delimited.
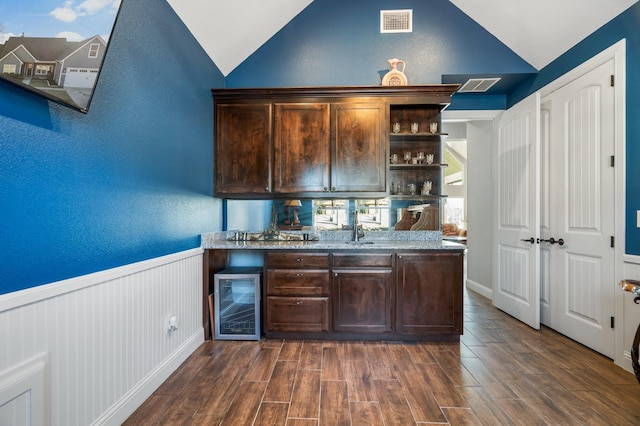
[345, 241, 375, 245]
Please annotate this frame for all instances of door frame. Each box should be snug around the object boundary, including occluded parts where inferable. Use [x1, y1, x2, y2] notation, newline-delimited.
[538, 39, 626, 367]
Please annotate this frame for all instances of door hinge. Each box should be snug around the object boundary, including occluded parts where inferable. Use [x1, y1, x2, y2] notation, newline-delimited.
[611, 236, 615, 248]
[611, 75, 615, 87]
[611, 316, 615, 328]
[610, 155, 615, 167]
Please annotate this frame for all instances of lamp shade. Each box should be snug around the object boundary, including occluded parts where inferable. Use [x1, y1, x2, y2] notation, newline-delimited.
[284, 200, 302, 207]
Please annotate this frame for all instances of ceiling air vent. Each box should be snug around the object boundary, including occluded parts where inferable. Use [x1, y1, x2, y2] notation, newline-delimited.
[380, 9, 412, 33]
[458, 78, 501, 93]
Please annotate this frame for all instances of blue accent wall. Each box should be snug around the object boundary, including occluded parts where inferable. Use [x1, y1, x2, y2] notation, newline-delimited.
[0, 0, 224, 294]
[227, 0, 640, 256]
[226, 0, 536, 89]
[508, 3, 640, 254]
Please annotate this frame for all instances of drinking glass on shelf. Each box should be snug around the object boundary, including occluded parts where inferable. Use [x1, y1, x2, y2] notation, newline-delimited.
[392, 122, 401, 133]
[417, 152, 425, 164]
[426, 153, 434, 164]
[404, 151, 412, 164]
[411, 122, 419, 133]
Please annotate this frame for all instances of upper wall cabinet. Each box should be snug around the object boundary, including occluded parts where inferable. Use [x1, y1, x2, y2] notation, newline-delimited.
[212, 86, 458, 199]
[214, 103, 272, 196]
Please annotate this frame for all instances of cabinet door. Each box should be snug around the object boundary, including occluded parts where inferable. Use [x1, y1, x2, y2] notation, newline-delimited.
[396, 252, 463, 334]
[266, 296, 329, 332]
[214, 103, 272, 195]
[273, 103, 330, 193]
[331, 102, 387, 193]
[332, 269, 392, 332]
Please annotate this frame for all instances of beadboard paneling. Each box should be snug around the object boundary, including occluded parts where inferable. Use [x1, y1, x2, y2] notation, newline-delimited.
[0, 248, 204, 426]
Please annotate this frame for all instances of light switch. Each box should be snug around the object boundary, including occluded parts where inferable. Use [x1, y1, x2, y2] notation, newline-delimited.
[637, 210, 640, 228]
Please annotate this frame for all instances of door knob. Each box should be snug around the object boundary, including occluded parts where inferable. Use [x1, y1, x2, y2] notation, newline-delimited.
[542, 237, 565, 245]
[520, 237, 535, 244]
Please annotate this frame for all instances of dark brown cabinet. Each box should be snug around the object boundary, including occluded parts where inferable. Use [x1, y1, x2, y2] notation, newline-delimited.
[262, 248, 464, 340]
[395, 251, 464, 335]
[214, 103, 272, 196]
[332, 253, 393, 332]
[264, 252, 330, 333]
[330, 103, 387, 194]
[212, 85, 458, 199]
[273, 103, 331, 194]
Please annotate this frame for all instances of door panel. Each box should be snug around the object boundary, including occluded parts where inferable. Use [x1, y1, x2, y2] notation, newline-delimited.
[544, 59, 615, 357]
[493, 93, 541, 329]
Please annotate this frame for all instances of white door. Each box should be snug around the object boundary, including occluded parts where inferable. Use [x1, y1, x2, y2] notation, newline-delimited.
[543, 59, 616, 357]
[493, 93, 541, 329]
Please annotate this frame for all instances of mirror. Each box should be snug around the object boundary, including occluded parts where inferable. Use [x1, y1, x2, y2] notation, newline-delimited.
[0, 0, 123, 113]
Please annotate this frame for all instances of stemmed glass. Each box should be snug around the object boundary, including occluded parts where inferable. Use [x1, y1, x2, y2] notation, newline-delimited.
[404, 151, 412, 164]
[417, 152, 425, 164]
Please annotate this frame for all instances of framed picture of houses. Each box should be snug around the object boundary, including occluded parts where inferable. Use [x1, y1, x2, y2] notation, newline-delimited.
[0, 1, 123, 113]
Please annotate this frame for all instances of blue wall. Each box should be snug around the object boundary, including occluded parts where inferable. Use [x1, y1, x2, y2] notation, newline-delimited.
[226, 0, 535, 88]
[507, 3, 640, 254]
[0, 0, 224, 294]
[228, 0, 640, 255]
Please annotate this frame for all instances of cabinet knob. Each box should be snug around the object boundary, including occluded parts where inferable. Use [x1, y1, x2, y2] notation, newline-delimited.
[323, 187, 328, 191]
[265, 187, 270, 192]
[331, 186, 336, 191]
[296, 301, 303, 305]
[296, 258, 303, 262]
[296, 273, 304, 277]
[334, 273, 338, 277]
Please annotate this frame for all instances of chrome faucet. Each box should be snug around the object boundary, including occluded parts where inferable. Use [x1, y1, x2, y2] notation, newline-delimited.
[352, 210, 365, 242]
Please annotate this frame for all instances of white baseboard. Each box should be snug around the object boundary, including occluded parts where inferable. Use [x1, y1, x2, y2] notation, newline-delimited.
[466, 279, 492, 300]
[95, 329, 204, 426]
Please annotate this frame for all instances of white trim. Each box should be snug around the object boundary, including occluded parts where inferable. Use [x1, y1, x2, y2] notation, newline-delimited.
[0, 353, 50, 426]
[0, 247, 204, 313]
[442, 110, 502, 122]
[466, 278, 492, 300]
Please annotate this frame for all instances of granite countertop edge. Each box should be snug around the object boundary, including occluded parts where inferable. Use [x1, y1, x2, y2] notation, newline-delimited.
[201, 231, 466, 251]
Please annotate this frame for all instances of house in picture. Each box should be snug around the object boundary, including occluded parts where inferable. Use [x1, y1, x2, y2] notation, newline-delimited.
[0, 35, 106, 88]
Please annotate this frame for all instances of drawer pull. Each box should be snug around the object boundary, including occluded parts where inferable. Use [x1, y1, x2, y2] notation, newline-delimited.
[296, 258, 303, 262]
[296, 301, 303, 305]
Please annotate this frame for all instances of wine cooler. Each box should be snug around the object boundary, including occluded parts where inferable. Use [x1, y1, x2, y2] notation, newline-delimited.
[213, 267, 262, 340]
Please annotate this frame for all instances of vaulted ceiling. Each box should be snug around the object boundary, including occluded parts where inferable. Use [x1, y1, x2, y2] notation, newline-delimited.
[166, 0, 638, 76]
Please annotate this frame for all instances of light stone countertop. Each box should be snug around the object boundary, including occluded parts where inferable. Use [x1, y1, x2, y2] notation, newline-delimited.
[201, 230, 466, 251]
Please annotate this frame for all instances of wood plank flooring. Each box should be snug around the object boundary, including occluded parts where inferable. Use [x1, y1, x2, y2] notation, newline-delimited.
[124, 290, 640, 425]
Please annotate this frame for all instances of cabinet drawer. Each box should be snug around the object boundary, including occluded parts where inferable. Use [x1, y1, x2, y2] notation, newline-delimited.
[267, 269, 329, 296]
[332, 252, 393, 268]
[266, 296, 329, 332]
[266, 252, 330, 269]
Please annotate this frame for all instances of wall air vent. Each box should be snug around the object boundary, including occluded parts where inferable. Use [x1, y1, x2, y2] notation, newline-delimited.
[380, 9, 412, 33]
[458, 78, 502, 93]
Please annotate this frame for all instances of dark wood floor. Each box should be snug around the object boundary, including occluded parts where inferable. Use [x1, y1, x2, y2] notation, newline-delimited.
[124, 290, 640, 425]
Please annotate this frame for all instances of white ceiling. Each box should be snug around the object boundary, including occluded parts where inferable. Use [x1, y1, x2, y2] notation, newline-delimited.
[167, 0, 638, 76]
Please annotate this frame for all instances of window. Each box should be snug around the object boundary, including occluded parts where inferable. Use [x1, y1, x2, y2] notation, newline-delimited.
[312, 200, 349, 230]
[2, 64, 17, 74]
[443, 197, 465, 229]
[88, 43, 100, 58]
[35, 64, 53, 75]
[312, 199, 392, 231]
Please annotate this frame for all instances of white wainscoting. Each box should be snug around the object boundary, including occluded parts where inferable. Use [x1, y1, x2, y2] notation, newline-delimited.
[0, 248, 205, 426]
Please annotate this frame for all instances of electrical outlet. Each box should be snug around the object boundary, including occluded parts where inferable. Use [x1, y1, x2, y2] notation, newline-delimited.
[168, 315, 179, 332]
